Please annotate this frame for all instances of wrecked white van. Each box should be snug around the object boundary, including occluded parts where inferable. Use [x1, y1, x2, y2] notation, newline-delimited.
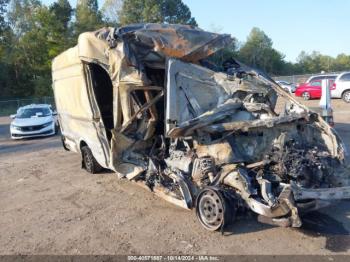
[52, 24, 350, 231]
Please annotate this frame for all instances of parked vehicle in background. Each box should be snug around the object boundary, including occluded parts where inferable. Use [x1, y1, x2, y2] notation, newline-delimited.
[295, 75, 337, 100]
[295, 80, 322, 100]
[10, 104, 58, 139]
[305, 74, 338, 84]
[276, 80, 296, 93]
[296, 74, 337, 89]
[332, 72, 350, 103]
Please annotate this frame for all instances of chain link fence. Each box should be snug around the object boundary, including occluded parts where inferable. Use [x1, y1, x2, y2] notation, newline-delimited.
[273, 71, 343, 85]
[0, 97, 56, 117]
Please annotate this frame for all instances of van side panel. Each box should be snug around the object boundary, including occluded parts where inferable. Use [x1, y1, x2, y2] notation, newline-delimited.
[52, 57, 108, 168]
[53, 64, 93, 121]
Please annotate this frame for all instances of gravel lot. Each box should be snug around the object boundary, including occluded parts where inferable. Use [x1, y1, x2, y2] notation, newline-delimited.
[0, 98, 350, 255]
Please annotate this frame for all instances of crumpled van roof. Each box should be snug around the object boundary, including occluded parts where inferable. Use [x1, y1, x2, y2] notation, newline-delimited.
[52, 23, 232, 72]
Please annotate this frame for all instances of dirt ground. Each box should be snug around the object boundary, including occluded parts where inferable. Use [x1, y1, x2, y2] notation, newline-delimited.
[0, 97, 350, 255]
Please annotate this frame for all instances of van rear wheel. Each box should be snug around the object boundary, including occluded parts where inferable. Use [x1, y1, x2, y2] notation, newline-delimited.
[81, 146, 102, 174]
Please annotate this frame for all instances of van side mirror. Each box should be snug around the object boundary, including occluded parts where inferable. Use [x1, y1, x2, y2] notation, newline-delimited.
[52, 111, 58, 116]
[10, 114, 16, 119]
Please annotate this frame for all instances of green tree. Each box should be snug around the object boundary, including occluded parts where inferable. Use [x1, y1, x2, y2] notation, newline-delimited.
[160, 0, 196, 25]
[74, 0, 104, 36]
[238, 27, 285, 74]
[334, 54, 350, 71]
[101, 0, 122, 24]
[49, 0, 72, 29]
[2, 0, 41, 97]
[26, 2, 75, 96]
[207, 40, 238, 69]
[2, 0, 74, 98]
[0, 0, 9, 34]
[297, 51, 329, 74]
[294, 51, 350, 74]
[119, 0, 160, 24]
[119, 0, 197, 26]
[48, 0, 73, 53]
[0, 0, 10, 57]
[7, 0, 41, 36]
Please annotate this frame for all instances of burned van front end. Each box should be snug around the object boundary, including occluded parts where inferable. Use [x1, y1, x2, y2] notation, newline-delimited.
[53, 24, 350, 231]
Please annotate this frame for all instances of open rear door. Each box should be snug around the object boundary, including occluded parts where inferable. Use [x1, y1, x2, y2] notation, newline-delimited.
[83, 63, 112, 167]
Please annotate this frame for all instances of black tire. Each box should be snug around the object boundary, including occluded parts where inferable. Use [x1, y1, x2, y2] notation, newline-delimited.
[195, 187, 236, 231]
[342, 90, 350, 103]
[61, 135, 70, 151]
[302, 91, 311, 100]
[54, 122, 59, 135]
[81, 145, 102, 174]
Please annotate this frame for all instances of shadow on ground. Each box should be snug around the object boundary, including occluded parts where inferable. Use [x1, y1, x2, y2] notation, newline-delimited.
[298, 206, 350, 253]
[219, 200, 350, 253]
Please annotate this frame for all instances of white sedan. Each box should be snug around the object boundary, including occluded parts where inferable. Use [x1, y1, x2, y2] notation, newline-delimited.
[276, 80, 296, 93]
[10, 104, 58, 139]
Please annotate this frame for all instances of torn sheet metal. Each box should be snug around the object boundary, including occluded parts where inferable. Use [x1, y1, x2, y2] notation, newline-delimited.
[52, 23, 350, 232]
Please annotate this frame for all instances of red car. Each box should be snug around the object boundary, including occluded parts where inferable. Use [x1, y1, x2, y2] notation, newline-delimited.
[295, 80, 322, 100]
[295, 79, 336, 100]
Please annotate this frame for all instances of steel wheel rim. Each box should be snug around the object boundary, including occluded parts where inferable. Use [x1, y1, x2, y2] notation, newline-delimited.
[197, 189, 224, 230]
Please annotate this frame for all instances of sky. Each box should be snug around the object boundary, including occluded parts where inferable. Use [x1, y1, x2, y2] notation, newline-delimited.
[42, 0, 350, 62]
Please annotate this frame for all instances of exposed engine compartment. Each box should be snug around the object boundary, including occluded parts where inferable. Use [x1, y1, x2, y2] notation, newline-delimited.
[55, 24, 350, 231]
